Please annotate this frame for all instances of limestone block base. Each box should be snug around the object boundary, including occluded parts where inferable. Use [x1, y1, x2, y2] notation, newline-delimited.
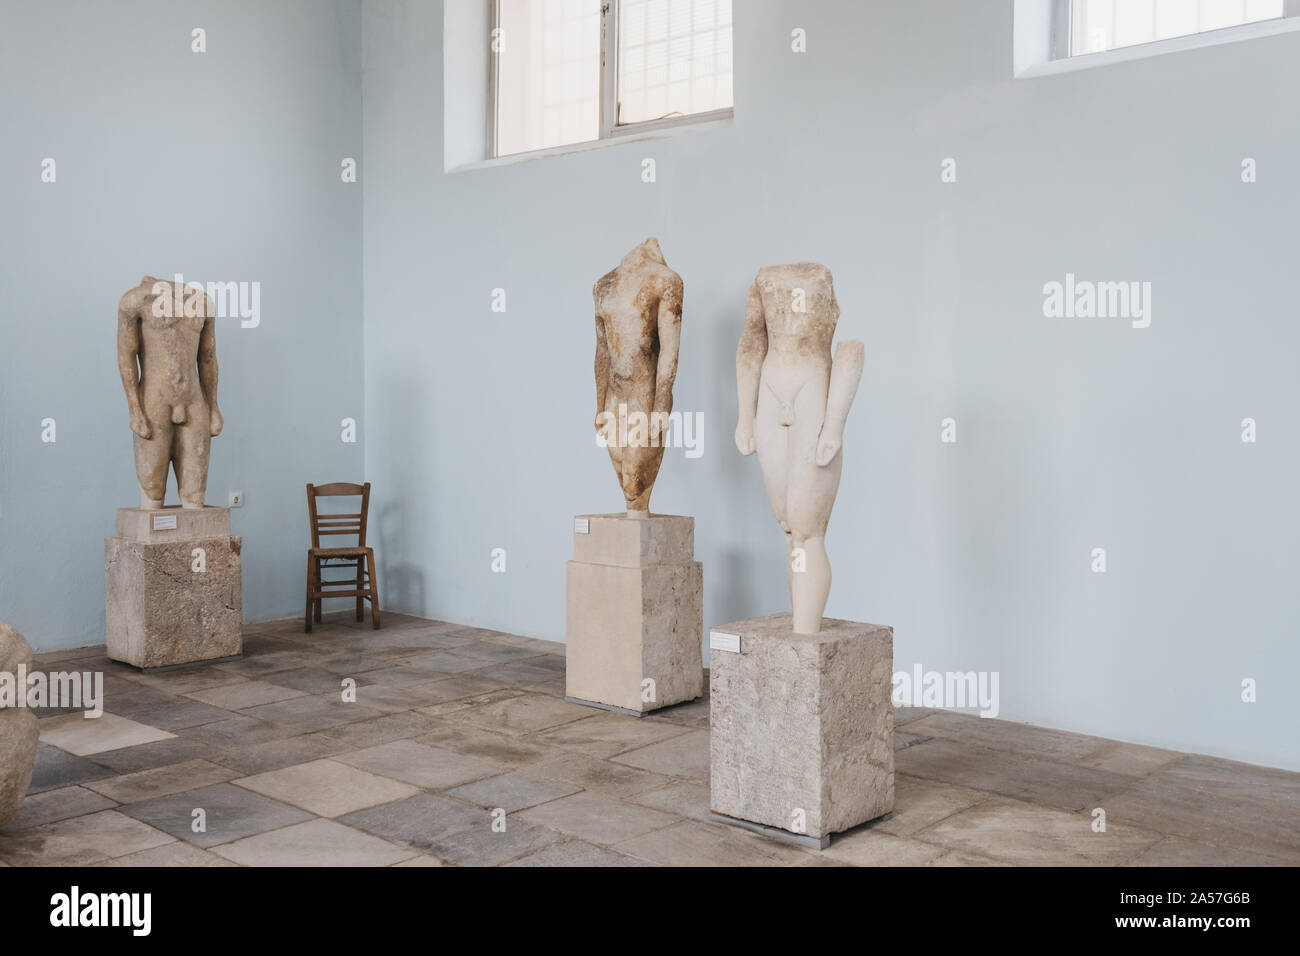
[116, 505, 234, 541]
[565, 514, 703, 714]
[105, 507, 243, 670]
[709, 613, 894, 843]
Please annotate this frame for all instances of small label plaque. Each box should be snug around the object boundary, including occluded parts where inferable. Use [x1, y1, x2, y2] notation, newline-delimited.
[709, 630, 741, 653]
[152, 514, 178, 531]
[574, 518, 590, 534]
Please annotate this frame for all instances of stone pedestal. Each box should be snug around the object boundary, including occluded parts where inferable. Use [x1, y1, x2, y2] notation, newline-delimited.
[105, 506, 243, 671]
[709, 613, 894, 848]
[565, 514, 703, 716]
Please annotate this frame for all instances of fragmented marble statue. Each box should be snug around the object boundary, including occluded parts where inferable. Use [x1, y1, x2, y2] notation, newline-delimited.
[593, 239, 683, 516]
[117, 276, 224, 509]
[0, 620, 39, 829]
[735, 263, 865, 634]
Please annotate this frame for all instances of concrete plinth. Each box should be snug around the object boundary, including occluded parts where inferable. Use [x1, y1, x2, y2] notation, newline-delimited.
[565, 514, 703, 715]
[709, 613, 894, 844]
[105, 507, 243, 670]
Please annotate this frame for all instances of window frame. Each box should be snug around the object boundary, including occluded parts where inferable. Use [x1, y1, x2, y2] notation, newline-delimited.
[487, 0, 734, 160]
[1051, 0, 1300, 60]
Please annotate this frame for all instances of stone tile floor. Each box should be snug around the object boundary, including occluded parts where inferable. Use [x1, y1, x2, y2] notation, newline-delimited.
[4, 611, 1298, 866]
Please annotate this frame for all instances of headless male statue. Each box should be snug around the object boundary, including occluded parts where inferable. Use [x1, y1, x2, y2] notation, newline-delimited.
[117, 276, 223, 510]
[735, 263, 864, 634]
[593, 238, 683, 516]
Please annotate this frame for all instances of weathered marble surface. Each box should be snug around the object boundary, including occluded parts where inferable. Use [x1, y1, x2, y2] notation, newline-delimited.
[710, 613, 894, 840]
[593, 240, 683, 516]
[0, 621, 39, 829]
[735, 264, 864, 634]
[118, 276, 224, 510]
[566, 514, 703, 714]
[105, 507, 242, 669]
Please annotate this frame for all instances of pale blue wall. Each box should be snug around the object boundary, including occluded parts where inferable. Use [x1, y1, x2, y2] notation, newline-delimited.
[0, 0, 365, 649]
[361, 0, 1300, 770]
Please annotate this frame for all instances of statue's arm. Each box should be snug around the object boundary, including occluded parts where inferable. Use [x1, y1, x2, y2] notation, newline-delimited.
[594, 305, 611, 436]
[816, 340, 865, 466]
[198, 303, 223, 437]
[652, 277, 682, 416]
[117, 294, 150, 439]
[734, 279, 766, 456]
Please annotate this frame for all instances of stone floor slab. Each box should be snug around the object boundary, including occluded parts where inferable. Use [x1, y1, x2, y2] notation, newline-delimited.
[95, 842, 239, 866]
[873, 774, 990, 838]
[120, 782, 313, 848]
[614, 819, 812, 867]
[443, 771, 582, 813]
[3, 785, 117, 830]
[208, 733, 354, 776]
[317, 711, 446, 748]
[611, 730, 709, 781]
[518, 791, 679, 845]
[441, 691, 595, 738]
[412, 723, 564, 767]
[27, 744, 116, 793]
[185, 679, 307, 710]
[239, 696, 384, 734]
[530, 752, 673, 800]
[234, 759, 421, 817]
[211, 818, 417, 866]
[915, 797, 1163, 866]
[85, 758, 237, 804]
[904, 712, 1104, 762]
[533, 712, 691, 758]
[0, 809, 174, 865]
[896, 737, 1134, 812]
[334, 740, 502, 790]
[339, 793, 486, 850]
[39, 712, 175, 756]
[823, 828, 947, 866]
[505, 840, 648, 867]
[630, 780, 713, 821]
[1100, 777, 1300, 862]
[86, 736, 218, 774]
[420, 819, 564, 867]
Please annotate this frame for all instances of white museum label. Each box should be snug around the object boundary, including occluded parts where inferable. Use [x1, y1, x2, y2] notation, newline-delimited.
[574, 518, 590, 534]
[152, 514, 178, 531]
[709, 630, 741, 653]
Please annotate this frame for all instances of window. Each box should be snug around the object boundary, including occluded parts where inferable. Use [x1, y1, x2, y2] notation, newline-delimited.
[1061, 0, 1297, 58]
[490, 0, 733, 159]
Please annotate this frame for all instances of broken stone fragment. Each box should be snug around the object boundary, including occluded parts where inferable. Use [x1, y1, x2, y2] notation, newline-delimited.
[0, 620, 40, 829]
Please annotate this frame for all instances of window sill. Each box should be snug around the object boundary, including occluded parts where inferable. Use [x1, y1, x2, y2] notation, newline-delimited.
[447, 110, 734, 174]
[1017, 16, 1300, 78]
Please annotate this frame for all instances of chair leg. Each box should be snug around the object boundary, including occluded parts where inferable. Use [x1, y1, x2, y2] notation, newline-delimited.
[304, 555, 314, 634]
[367, 551, 381, 629]
[355, 558, 364, 622]
[313, 557, 323, 623]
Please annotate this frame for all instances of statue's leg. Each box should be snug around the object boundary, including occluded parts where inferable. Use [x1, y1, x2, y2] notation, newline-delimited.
[621, 442, 666, 514]
[785, 375, 839, 635]
[134, 422, 171, 509]
[603, 390, 626, 500]
[609, 381, 663, 515]
[175, 403, 212, 510]
[754, 377, 793, 602]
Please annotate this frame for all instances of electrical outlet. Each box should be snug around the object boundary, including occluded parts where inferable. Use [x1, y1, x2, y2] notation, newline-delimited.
[228, 491, 244, 508]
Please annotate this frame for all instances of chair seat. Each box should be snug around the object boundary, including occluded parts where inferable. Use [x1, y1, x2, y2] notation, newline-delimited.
[310, 546, 373, 557]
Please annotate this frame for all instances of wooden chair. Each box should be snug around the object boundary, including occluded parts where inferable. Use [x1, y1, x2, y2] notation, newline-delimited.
[305, 482, 380, 632]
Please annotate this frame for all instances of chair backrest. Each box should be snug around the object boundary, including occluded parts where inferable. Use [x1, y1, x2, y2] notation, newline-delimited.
[306, 482, 371, 550]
